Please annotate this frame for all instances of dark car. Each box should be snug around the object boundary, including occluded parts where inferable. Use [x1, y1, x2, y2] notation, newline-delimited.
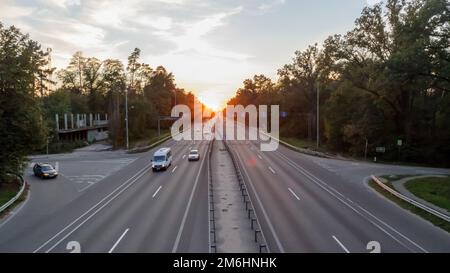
[33, 163, 58, 179]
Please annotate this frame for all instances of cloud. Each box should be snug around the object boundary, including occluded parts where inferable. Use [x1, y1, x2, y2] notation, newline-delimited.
[42, 0, 81, 9]
[258, 0, 286, 12]
[0, 1, 35, 19]
[167, 6, 245, 57]
[0, 0, 251, 104]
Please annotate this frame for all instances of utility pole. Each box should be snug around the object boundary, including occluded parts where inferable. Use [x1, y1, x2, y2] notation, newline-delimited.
[125, 89, 129, 150]
[364, 137, 368, 160]
[174, 89, 177, 106]
[316, 83, 320, 148]
[158, 117, 160, 137]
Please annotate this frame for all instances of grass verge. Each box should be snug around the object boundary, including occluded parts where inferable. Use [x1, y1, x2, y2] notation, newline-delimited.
[33, 140, 88, 155]
[405, 177, 450, 213]
[369, 179, 450, 234]
[0, 176, 29, 219]
[280, 137, 328, 153]
[128, 131, 172, 154]
[379, 174, 416, 183]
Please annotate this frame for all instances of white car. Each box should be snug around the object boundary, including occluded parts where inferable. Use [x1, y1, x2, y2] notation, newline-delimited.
[188, 149, 200, 161]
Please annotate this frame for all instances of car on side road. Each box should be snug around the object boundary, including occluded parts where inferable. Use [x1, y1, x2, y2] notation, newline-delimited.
[33, 163, 58, 179]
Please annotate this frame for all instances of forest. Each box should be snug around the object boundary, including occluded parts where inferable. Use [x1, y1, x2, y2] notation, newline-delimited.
[0, 24, 196, 180]
[1, 0, 449, 183]
[227, 0, 450, 166]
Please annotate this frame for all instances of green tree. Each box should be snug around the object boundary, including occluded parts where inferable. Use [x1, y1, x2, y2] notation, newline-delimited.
[83, 57, 103, 113]
[42, 89, 71, 134]
[103, 59, 126, 148]
[0, 23, 50, 180]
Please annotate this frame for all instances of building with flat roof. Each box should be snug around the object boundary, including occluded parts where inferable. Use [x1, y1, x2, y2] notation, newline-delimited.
[55, 113, 109, 142]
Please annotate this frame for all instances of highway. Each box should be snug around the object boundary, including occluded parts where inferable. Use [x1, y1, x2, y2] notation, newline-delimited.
[228, 140, 450, 252]
[0, 121, 450, 253]
[226, 123, 450, 253]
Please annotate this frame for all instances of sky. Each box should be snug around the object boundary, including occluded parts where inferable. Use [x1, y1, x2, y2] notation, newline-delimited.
[0, 0, 380, 109]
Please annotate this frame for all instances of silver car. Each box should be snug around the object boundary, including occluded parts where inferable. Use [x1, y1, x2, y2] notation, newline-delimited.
[188, 149, 200, 161]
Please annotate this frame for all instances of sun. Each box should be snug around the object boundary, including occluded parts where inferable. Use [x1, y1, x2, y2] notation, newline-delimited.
[198, 94, 222, 111]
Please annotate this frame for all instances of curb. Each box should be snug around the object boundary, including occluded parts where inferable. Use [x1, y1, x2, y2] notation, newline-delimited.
[371, 175, 450, 223]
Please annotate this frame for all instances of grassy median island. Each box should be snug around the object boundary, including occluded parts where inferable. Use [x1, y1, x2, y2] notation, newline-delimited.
[369, 179, 450, 234]
[405, 177, 450, 213]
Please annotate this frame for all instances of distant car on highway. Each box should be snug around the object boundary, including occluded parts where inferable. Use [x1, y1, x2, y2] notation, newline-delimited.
[152, 148, 172, 171]
[33, 163, 58, 179]
[188, 149, 200, 161]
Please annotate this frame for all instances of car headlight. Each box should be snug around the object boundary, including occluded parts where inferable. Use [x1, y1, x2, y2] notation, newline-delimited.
[43, 173, 49, 176]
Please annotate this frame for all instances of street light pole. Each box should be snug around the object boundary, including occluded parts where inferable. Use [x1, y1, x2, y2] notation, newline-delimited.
[316, 83, 320, 148]
[174, 89, 177, 106]
[125, 89, 129, 150]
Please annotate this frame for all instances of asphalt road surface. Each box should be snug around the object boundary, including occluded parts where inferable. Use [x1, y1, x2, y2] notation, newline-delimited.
[226, 122, 450, 253]
[0, 138, 210, 253]
[0, 122, 449, 253]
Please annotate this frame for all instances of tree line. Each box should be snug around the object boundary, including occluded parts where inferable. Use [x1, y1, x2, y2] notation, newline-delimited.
[48, 48, 197, 147]
[0, 22, 196, 181]
[228, 0, 450, 166]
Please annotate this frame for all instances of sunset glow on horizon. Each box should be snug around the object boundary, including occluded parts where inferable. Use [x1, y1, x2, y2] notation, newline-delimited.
[0, 0, 377, 104]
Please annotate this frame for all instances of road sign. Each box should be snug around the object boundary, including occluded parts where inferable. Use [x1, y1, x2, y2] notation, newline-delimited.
[397, 139, 402, 146]
[376, 147, 386, 153]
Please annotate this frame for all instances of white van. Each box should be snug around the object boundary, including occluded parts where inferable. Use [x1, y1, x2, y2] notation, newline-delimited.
[151, 148, 173, 171]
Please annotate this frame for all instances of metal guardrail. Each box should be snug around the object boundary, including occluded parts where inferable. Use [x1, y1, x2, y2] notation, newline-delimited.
[208, 140, 216, 253]
[371, 175, 450, 222]
[0, 174, 26, 213]
[222, 140, 269, 253]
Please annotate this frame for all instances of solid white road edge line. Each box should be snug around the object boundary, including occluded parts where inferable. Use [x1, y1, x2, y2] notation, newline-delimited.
[34, 140, 191, 253]
[235, 150, 283, 253]
[33, 162, 151, 253]
[172, 144, 208, 253]
[274, 151, 427, 253]
[43, 167, 150, 253]
[207, 143, 212, 254]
